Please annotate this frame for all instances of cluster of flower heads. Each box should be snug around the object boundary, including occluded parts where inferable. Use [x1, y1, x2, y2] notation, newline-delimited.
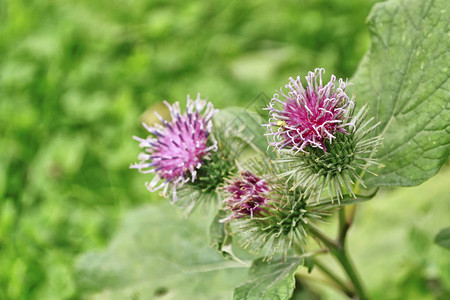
[130, 94, 218, 201]
[264, 68, 354, 154]
[131, 68, 381, 259]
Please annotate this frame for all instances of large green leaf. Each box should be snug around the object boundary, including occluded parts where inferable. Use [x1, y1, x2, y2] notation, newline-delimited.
[75, 202, 248, 300]
[234, 258, 303, 300]
[351, 0, 450, 187]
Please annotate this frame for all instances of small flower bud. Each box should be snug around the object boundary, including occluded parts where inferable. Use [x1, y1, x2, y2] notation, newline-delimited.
[221, 162, 329, 260]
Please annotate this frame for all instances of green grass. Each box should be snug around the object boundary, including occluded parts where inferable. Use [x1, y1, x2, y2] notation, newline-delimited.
[0, 0, 392, 299]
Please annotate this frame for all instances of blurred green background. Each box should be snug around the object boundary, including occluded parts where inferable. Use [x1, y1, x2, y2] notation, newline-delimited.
[2, 0, 448, 299]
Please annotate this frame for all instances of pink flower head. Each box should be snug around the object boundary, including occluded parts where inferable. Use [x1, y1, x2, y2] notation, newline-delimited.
[131, 94, 218, 201]
[264, 68, 354, 154]
[221, 171, 271, 222]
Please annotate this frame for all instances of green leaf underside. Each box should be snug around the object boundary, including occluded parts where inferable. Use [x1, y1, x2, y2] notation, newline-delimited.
[210, 209, 231, 256]
[75, 202, 248, 300]
[234, 258, 303, 300]
[434, 227, 450, 250]
[350, 0, 450, 187]
[215, 107, 274, 158]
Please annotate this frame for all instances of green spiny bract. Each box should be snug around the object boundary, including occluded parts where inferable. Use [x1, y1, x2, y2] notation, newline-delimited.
[189, 145, 237, 194]
[223, 160, 330, 260]
[280, 104, 382, 202]
[230, 186, 329, 260]
[176, 123, 249, 210]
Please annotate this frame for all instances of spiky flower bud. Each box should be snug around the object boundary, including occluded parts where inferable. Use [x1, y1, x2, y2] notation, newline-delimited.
[285, 104, 382, 201]
[130, 94, 218, 201]
[265, 69, 382, 201]
[221, 162, 328, 259]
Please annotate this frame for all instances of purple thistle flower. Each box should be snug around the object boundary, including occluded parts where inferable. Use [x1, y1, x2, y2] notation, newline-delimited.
[264, 68, 354, 154]
[130, 94, 218, 201]
[221, 171, 271, 222]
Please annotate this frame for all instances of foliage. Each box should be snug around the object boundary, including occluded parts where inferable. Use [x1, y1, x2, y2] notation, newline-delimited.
[0, 0, 378, 298]
[350, 0, 450, 187]
[75, 202, 248, 300]
[348, 167, 450, 300]
[234, 258, 304, 300]
[2, 0, 449, 299]
[75, 167, 450, 299]
[435, 227, 450, 251]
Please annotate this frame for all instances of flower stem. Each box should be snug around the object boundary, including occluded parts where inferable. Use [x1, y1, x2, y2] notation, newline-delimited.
[311, 258, 354, 298]
[307, 222, 369, 300]
[332, 247, 368, 300]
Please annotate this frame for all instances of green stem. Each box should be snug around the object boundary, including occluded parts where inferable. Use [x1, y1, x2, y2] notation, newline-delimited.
[307, 223, 369, 300]
[333, 247, 368, 300]
[312, 258, 354, 298]
[338, 208, 349, 246]
[307, 222, 337, 250]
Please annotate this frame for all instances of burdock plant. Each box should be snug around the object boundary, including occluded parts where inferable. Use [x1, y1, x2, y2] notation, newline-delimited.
[131, 77, 381, 299]
[85, 1, 448, 298]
